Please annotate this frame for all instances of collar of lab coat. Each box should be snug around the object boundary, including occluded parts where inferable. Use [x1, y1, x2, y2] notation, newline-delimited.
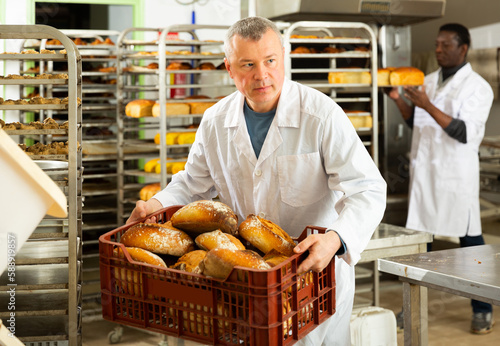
[428, 62, 472, 98]
[223, 78, 300, 129]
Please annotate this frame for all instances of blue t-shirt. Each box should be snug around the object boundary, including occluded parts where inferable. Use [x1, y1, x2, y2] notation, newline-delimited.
[243, 100, 276, 158]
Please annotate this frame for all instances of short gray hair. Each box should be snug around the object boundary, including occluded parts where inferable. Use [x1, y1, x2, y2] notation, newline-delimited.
[224, 16, 283, 61]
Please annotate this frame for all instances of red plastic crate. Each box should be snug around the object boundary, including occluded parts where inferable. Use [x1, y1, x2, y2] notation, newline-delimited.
[99, 205, 336, 345]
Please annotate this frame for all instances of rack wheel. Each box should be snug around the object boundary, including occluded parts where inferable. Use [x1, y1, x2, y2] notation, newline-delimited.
[108, 326, 124, 344]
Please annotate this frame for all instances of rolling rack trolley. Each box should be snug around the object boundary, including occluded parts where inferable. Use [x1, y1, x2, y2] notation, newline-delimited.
[0, 25, 82, 345]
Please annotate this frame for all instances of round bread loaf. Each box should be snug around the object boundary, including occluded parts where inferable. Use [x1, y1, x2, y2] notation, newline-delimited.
[201, 248, 271, 279]
[120, 223, 194, 257]
[195, 229, 245, 251]
[170, 249, 207, 274]
[139, 183, 161, 201]
[170, 200, 238, 235]
[113, 246, 167, 267]
[238, 214, 296, 256]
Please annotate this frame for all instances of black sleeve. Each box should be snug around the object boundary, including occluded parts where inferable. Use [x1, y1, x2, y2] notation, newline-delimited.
[444, 118, 467, 143]
[404, 113, 414, 129]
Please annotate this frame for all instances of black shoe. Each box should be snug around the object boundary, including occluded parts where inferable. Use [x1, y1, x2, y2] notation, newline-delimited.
[396, 310, 404, 332]
[471, 312, 494, 334]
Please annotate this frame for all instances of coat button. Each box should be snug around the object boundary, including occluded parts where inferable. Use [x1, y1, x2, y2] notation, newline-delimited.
[255, 169, 262, 176]
[258, 212, 266, 218]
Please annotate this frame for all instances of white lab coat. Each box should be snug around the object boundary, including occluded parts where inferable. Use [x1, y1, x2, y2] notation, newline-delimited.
[155, 78, 387, 345]
[406, 63, 493, 237]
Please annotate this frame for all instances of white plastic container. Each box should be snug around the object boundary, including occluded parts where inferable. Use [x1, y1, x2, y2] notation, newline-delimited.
[0, 130, 67, 275]
[350, 306, 397, 346]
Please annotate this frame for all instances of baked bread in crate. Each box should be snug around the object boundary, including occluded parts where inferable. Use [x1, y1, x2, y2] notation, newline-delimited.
[99, 203, 335, 345]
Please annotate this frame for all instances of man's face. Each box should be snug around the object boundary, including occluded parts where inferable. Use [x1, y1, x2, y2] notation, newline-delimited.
[435, 30, 467, 68]
[224, 29, 285, 113]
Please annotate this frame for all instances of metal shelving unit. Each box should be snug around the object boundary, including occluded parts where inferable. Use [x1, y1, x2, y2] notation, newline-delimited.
[283, 21, 379, 165]
[116, 25, 235, 223]
[0, 24, 83, 346]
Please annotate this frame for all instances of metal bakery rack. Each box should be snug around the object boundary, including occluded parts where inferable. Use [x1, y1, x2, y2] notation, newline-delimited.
[115, 24, 235, 224]
[283, 21, 378, 165]
[0, 25, 83, 345]
[34, 29, 121, 318]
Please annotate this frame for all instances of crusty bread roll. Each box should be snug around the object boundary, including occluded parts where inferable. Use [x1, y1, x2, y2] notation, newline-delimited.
[195, 230, 245, 251]
[196, 62, 216, 70]
[201, 249, 271, 279]
[171, 200, 238, 235]
[125, 99, 156, 118]
[238, 214, 296, 256]
[170, 249, 207, 274]
[166, 62, 192, 70]
[328, 70, 372, 84]
[112, 246, 166, 297]
[291, 46, 311, 54]
[139, 183, 161, 201]
[152, 102, 190, 117]
[114, 246, 167, 267]
[263, 248, 290, 267]
[389, 66, 424, 86]
[120, 223, 195, 256]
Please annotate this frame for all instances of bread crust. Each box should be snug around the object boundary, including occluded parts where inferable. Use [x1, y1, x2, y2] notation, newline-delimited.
[125, 99, 156, 118]
[195, 229, 245, 251]
[201, 248, 270, 279]
[171, 249, 207, 273]
[120, 223, 194, 256]
[389, 66, 424, 86]
[114, 246, 167, 267]
[171, 200, 238, 235]
[238, 214, 296, 256]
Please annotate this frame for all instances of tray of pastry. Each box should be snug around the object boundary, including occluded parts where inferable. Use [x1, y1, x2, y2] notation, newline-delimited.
[0, 52, 67, 61]
[122, 39, 223, 46]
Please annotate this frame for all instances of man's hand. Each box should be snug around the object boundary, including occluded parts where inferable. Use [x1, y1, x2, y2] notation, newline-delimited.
[383, 87, 400, 101]
[403, 85, 432, 111]
[293, 231, 341, 273]
[126, 198, 163, 224]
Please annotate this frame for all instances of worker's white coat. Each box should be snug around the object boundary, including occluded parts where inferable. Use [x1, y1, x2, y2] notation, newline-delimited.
[406, 63, 493, 237]
[155, 78, 387, 345]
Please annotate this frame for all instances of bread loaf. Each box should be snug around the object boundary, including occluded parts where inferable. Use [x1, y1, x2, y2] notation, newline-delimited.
[238, 214, 296, 256]
[114, 246, 167, 267]
[171, 200, 238, 235]
[377, 68, 394, 86]
[195, 230, 245, 251]
[125, 99, 156, 118]
[201, 248, 271, 279]
[139, 183, 162, 201]
[170, 249, 207, 274]
[121, 223, 195, 256]
[389, 67, 424, 86]
[185, 95, 216, 115]
[328, 70, 371, 84]
[152, 102, 190, 117]
[263, 248, 290, 267]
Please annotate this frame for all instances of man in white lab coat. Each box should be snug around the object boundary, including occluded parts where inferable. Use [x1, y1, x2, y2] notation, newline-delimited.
[128, 16, 387, 345]
[387, 23, 494, 334]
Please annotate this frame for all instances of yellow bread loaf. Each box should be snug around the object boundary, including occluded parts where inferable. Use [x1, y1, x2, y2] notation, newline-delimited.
[201, 248, 271, 279]
[195, 229, 245, 251]
[152, 102, 190, 117]
[389, 66, 424, 86]
[238, 214, 296, 256]
[377, 68, 394, 86]
[120, 223, 195, 256]
[171, 200, 238, 235]
[125, 99, 155, 118]
[328, 70, 371, 84]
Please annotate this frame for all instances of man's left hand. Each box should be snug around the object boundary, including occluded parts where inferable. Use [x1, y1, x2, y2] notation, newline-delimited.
[403, 85, 432, 111]
[293, 231, 341, 273]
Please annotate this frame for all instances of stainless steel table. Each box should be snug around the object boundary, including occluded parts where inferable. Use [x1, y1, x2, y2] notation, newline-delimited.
[356, 223, 432, 307]
[378, 244, 500, 345]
